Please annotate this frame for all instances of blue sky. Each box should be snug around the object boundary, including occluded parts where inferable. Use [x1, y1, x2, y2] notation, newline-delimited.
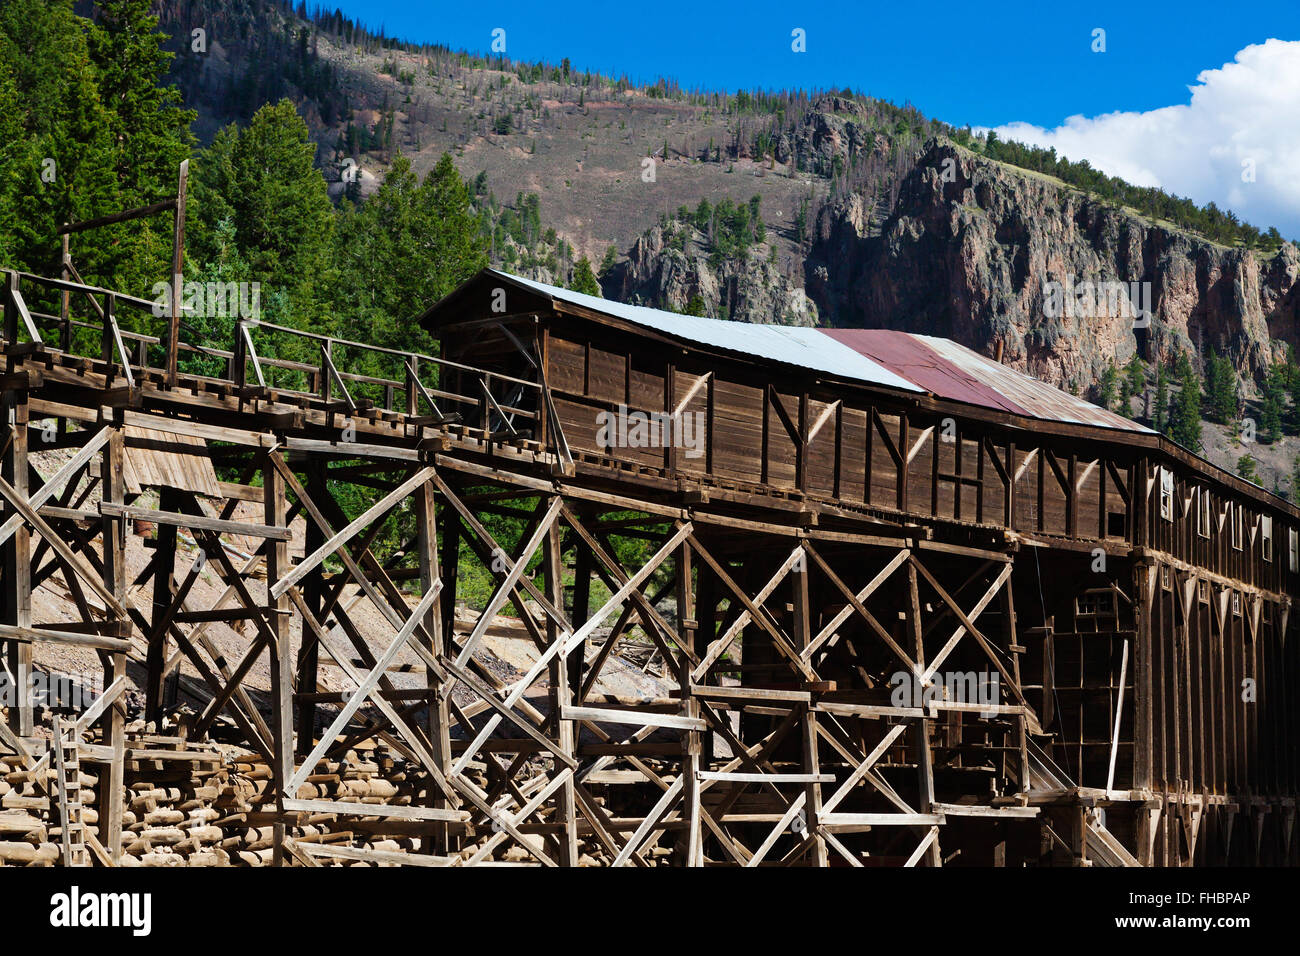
[321, 0, 1298, 128]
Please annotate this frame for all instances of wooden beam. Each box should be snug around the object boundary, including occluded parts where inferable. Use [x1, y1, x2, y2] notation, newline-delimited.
[270, 466, 434, 599]
[59, 198, 177, 235]
[99, 501, 290, 541]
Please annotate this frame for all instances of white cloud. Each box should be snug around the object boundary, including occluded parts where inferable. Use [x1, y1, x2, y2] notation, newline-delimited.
[988, 39, 1300, 239]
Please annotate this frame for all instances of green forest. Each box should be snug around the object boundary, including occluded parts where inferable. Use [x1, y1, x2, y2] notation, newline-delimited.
[0, 0, 667, 609]
[0, 0, 497, 364]
[1093, 345, 1300, 496]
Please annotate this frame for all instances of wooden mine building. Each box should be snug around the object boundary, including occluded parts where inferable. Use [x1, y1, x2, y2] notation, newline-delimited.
[0, 260, 1294, 867]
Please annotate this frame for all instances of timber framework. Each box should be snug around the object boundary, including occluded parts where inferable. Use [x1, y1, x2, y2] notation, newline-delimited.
[0, 263, 1295, 867]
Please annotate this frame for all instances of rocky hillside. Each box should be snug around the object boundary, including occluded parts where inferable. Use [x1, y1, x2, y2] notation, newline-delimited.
[603, 219, 817, 326]
[805, 140, 1300, 393]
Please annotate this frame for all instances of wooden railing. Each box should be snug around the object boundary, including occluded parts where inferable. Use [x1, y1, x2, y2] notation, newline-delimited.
[232, 317, 543, 437]
[0, 269, 562, 457]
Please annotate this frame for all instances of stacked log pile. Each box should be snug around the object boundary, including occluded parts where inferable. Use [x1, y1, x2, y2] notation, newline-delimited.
[0, 720, 533, 865]
[117, 729, 229, 868]
[0, 754, 63, 866]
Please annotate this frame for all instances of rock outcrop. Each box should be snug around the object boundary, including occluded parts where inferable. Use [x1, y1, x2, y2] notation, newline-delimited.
[805, 140, 1300, 392]
[603, 223, 817, 327]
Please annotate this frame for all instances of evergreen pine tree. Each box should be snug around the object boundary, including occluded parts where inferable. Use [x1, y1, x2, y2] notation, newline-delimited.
[86, 0, 195, 197]
[0, 0, 120, 278]
[1097, 361, 1118, 411]
[1237, 454, 1259, 484]
[85, 0, 196, 290]
[1112, 356, 1144, 418]
[1168, 351, 1203, 452]
[1154, 364, 1169, 433]
[1204, 349, 1237, 424]
[570, 256, 600, 296]
[221, 100, 334, 302]
[329, 151, 486, 356]
[180, 217, 248, 377]
[599, 245, 618, 278]
[1262, 364, 1284, 443]
[1203, 349, 1221, 420]
[1118, 377, 1134, 418]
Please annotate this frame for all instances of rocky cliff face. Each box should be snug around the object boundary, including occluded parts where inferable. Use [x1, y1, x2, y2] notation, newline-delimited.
[806, 141, 1300, 393]
[603, 224, 818, 327]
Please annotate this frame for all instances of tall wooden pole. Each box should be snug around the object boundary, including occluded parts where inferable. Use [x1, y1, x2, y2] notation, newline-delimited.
[677, 543, 702, 866]
[296, 457, 325, 754]
[416, 476, 453, 854]
[146, 486, 180, 723]
[793, 549, 827, 866]
[264, 453, 291, 865]
[99, 416, 127, 861]
[544, 513, 578, 865]
[909, 558, 942, 866]
[166, 159, 189, 387]
[1, 388, 32, 737]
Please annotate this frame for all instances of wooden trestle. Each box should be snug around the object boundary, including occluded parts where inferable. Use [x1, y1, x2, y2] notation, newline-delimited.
[0, 267, 1295, 866]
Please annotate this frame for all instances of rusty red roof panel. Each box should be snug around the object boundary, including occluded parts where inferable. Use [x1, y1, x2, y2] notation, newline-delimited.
[822, 329, 1031, 416]
[822, 328, 1150, 433]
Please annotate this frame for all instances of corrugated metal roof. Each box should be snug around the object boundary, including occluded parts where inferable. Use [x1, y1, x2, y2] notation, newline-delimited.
[485, 270, 1152, 435]
[915, 335, 1152, 433]
[490, 271, 922, 394]
[825, 329, 1151, 433]
[823, 329, 1029, 417]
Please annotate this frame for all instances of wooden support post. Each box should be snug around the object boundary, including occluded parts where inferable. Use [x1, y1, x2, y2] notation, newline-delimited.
[796, 391, 808, 492]
[677, 543, 702, 866]
[1134, 560, 1155, 796]
[231, 319, 246, 386]
[916, 737, 942, 865]
[3, 270, 17, 344]
[909, 558, 942, 866]
[264, 454, 292, 865]
[99, 417, 127, 861]
[415, 475, 453, 854]
[1106, 639, 1130, 793]
[295, 457, 326, 755]
[793, 556, 827, 866]
[405, 356, 419, 415]
[1, 388, 32, 737]
[1071, 806, 1088, 867]
[705, 369, 715, 475]
[665, 361, 676, 473]
[694, 561, 717, 764]
[569, 509, 592, 698]
[146, 487, 180, 723]
[59, 236, 72, 355]
[543, 517, 578, 865]
[439, 501, 460, 655]
[898, 411, 909, 512]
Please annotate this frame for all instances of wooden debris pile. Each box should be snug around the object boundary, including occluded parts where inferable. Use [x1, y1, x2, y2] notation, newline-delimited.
[115, 727, 229, 867]
[1, 719, 502, 866]
[0, 754, 67, 866]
